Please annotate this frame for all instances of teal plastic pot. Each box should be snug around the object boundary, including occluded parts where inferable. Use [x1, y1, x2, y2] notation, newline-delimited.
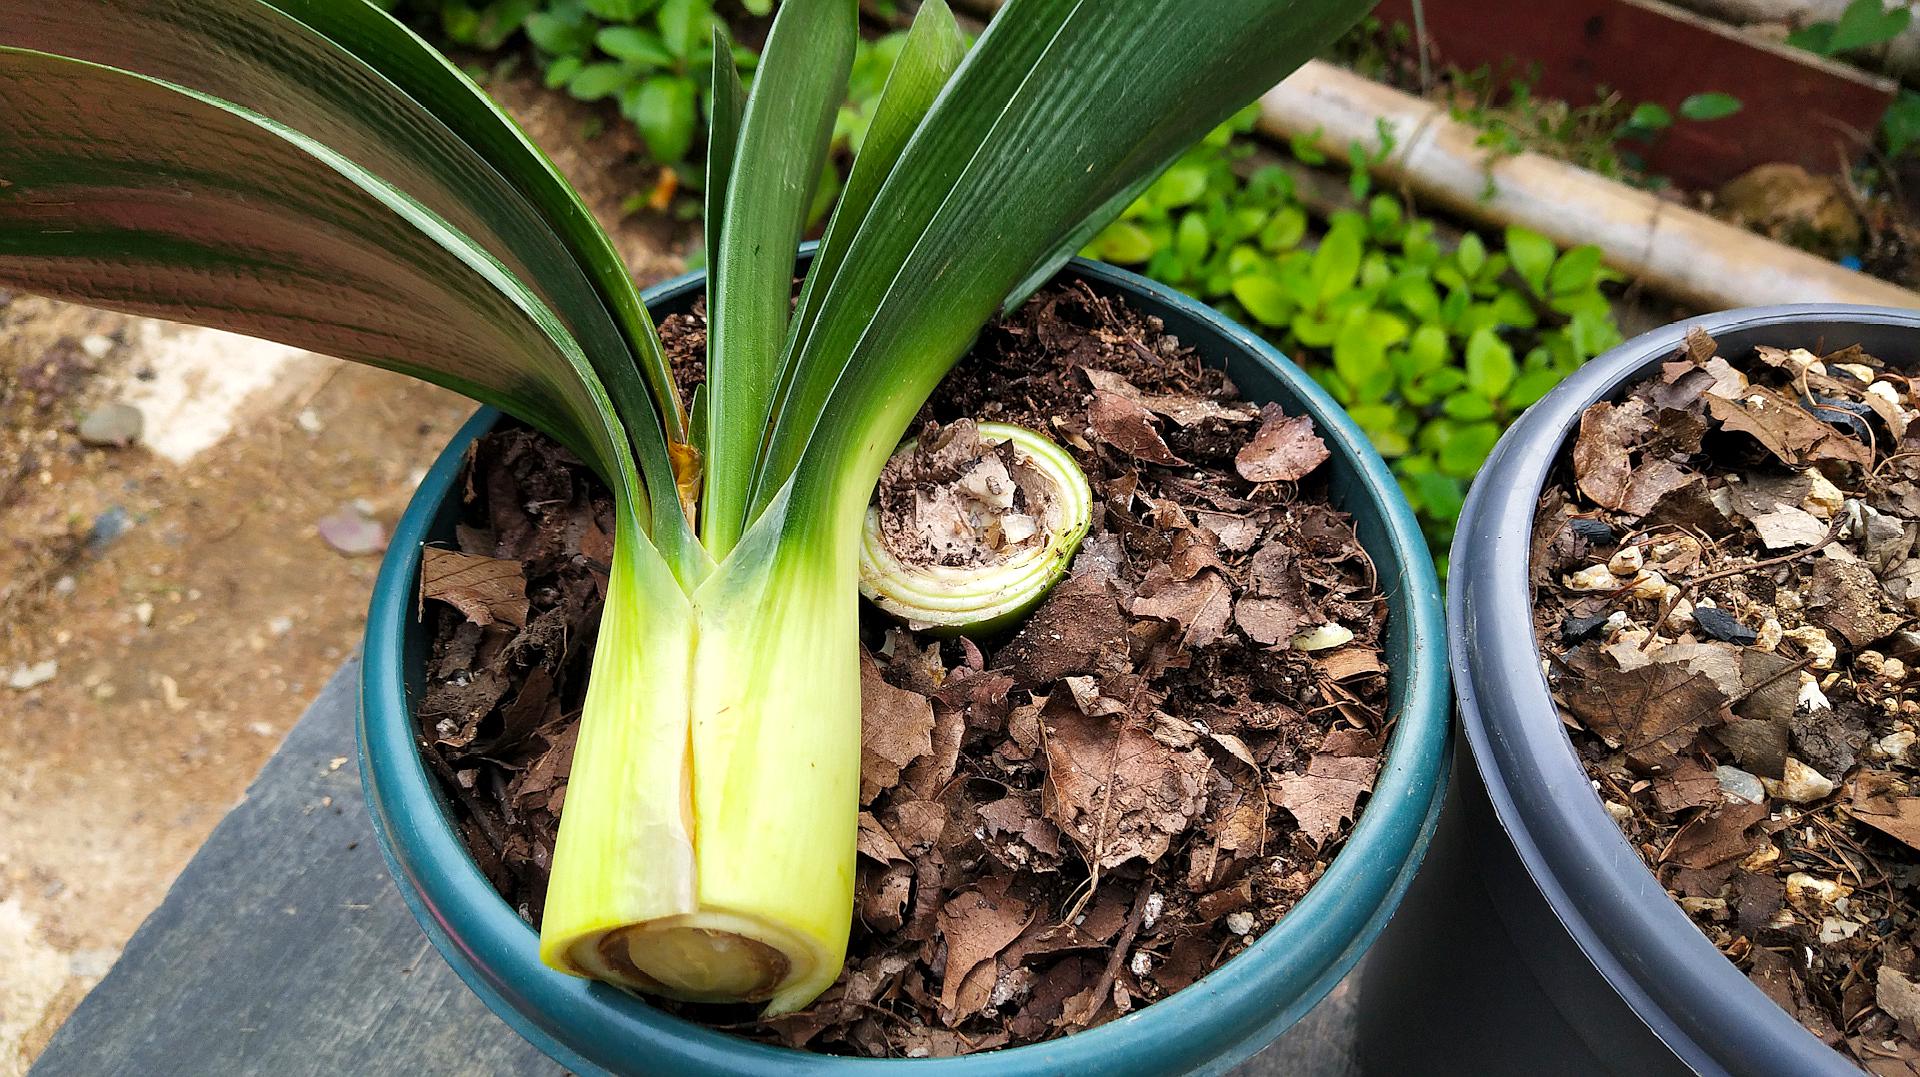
[358, 259, 1451, 1076]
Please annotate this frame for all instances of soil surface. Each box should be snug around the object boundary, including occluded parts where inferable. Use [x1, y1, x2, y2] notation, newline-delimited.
[417, 283, 1395, 1056]
[1533, 329, 1920, 1073]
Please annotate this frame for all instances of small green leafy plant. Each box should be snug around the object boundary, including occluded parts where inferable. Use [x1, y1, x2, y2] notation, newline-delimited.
[0, 0, 1372, 1014]
[1787, 0, 1912, 58]
[1087, 109, 1625, 555]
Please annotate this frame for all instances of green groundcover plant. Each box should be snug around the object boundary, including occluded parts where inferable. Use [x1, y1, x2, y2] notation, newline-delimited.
[1085, 109, 1625, 557]
[0, 0, 1369, 1012]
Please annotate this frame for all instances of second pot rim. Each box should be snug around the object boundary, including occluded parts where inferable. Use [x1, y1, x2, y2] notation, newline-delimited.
[1450, 302, 1920, 1077]
[358, 256, 1451, 1076]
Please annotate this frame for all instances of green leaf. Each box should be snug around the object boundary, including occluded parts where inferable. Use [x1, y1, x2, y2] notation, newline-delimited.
[701, 0, 856, 556]
[1465, 327, 1517, 399]
[1787, 21, 1838, 54]
[1437, 420, 1501, 477]
[1504, 226, 1555, 295]
[1259, 206, 1308, 251]
[544, 54, 584, 89]
[705, 24, 746, 300]
[1626, 102, 1671, 131]
[0, 47, 659, 547]
[585, 0, 657, 20]
[1456, 231, 1486, 278]
[1829, 0, 1911, 53]
[597, 26, 672, 65]
[1, 0, 697, 567]
[1547, 245, 1604, 296]
[1333, 310, 1392, 403]
[568, 61, 630, 100]
[1231, 274, 1294, 326]
[623, 75, 696, 163]
[1507, 366, 1565, 409]
[525, 9, 596, 55]
[1885, 90, 1920, 157]
[1442, 391, 1496, 421]
[1679, 92, 1742, 121]
[1090, 220, 1160, 264]
[1406, 472, 1465, 524]
[741, 0, 773, 13]
[1176, 212, 1210, 263]
[657, 0, 713, 59]
[762, 0, 1379, 553]
[1149, 161, 1211, 208]
[1312, 218, 1364, 305]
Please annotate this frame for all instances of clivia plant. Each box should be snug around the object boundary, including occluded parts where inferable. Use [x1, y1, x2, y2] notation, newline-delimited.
[0, 0, 1377, 1020]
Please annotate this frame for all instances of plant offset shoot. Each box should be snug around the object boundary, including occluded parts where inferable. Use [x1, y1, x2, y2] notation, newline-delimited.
[859, 421, 1092, 635]
[0, 0, 1369, 1012]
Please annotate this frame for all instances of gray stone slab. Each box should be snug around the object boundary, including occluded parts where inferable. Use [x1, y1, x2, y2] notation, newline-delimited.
[31, 660, 1355, 1076]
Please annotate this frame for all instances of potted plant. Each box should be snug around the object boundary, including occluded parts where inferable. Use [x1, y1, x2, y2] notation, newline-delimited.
[1363, 304, 1920, 1077]
[0, 0, 1449, 1071]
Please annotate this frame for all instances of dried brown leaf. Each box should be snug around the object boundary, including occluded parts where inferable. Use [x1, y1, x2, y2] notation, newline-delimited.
[421, 548, 530, 628]
[1235, 404, 1328, 483]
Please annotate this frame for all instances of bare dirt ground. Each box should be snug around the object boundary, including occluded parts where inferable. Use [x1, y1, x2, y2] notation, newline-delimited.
[0, 74, 689, 1075]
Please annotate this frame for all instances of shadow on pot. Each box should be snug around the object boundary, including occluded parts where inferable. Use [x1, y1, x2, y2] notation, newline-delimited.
[1361, 304, 1920, 1077]
[359, 259, 1452, 1077]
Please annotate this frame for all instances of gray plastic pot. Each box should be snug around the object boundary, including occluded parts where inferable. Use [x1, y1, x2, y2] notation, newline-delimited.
[1359, 304, 1920, 1077]
[358, 258, 1451, 1076]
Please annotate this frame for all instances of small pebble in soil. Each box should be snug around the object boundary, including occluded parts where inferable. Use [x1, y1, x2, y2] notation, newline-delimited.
[86, 506, 131, 554]
[77, 401, 144, 448]
[315, 504, 386, 556]
[1763, 757, 1834, 804]
[1714, 765, 1765, 805]
[5, 660, 57, 691]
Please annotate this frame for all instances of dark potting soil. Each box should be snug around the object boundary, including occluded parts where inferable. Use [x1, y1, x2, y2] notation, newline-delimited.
[413, 282, 1392, 1056]
[1532, 329, 1920, 1073]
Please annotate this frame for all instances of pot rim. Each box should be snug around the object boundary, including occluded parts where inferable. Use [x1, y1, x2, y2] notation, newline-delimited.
[358, 257, 1451, 1075]
[1450, 303, 1920, 1077]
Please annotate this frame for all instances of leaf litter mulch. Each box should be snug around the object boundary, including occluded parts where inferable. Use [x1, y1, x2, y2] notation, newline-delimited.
[413, 282, 1392, 1056]
[1534, 328, 1920, 1074]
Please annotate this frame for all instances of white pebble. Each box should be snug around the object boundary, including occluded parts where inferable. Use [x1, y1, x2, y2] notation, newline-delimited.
[1608, 545, 1644, 576]
[1627, 570, 1669, 600]
[1129, 951, 1153, 977]
[1786, 873, 1851, 911]
[1565, 564, 1622, 591]
[5, 660, 57, 691]
[1785, 626, 1836, 670]
[1603, 800, 1633, 823]
[1877, 730, 1917, 760]
[1804, 473, 1845, 518]
[80, 333, 114, 359]
[1755, 618, 1783, 652]
[1291, 623, 1353, 651]
[1225, 911, 1255, 936]
[1798, 672, 1831, 713]
[1764, 757, 1835, 804]
[1819, 917, 1862, 944]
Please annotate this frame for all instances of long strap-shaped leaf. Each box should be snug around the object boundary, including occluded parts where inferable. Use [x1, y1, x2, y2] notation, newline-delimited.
[259, 0, 686, 444]
[0, 47, 655, 553]
[748, 0, 966, 518]
[765, 0, 1369, 536]
[0, 0, 698, 575]
[699, 0, 856, 558]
